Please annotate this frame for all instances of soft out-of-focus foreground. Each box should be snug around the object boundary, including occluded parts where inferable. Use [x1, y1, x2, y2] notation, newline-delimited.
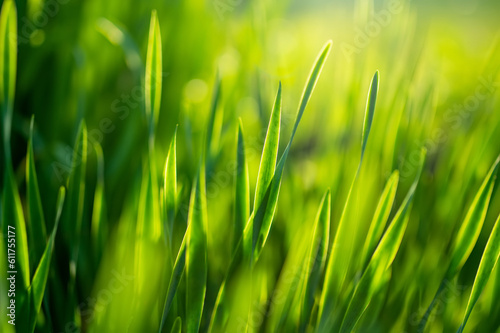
[1, 0, 500, 332]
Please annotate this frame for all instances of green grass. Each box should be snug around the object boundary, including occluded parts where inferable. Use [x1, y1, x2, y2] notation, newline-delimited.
[2, 0, 500, 332]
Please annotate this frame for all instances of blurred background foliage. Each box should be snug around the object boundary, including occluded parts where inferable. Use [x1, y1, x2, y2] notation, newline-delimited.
[2, 0, 500, 332]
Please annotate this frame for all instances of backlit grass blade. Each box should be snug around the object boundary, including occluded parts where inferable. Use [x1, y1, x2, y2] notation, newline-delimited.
[145, 9, 162, 141]
[186, 168, 208, 333]
[339, 149, 426, 333]
[28, 187, 65, 333]
[209, 40, 332, 330]
[164, 126, 178, 247]
[26, 116, 48, 272]
[248, 83, 281, 257]
[234, 119, 249, 252]
[160, 231, 187, 333]
[418, 154, 500, 332]
[91, 143, 107, 264]
[360, 170, 399, 270]
[446, 154, 500, 278]
[251, 40, 332, 261]
[205, 74, 222, 159]
[2, 154, 30, 332]
[318, 70, 380, 332]
[457, 213, 500, 333]
[360, 71, 379, 164]
[0, 0, 16, 160]
[170, 317, 182, 333]
[299, 189, 331, 332]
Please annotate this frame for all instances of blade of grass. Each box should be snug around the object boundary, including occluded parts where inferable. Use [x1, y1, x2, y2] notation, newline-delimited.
[186, 168, 208, 333]
[205, 74, 222, 160]
[234, 119, 249, 252]
[247, 82, 281, 259]
[145, 9, 162, 142]
[91, 143, 107, 265]
[299, 189, 331, 332]
[209, 40, 332, 331]
[159, 230, 187, 333]
[170, 317, 182, 333]
[457, 213, 500, 333]
[28, 187, 65, 333]
[418, 154, 500, 332]
[0, 0, 17, 161]
[164, 126, 178, 247]
[318, 70, 379, 332]
[360, 170, 399, 270]
[339, 149, 426, 333]
[26, 116, 48, 273]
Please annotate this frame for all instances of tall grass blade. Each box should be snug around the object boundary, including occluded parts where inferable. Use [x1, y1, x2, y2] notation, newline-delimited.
[0, 0, 16, 160]
[205, 74, 222, 159]
[145, 10, 162, 141]
[234, 119, 250, 252]
[339, 149, 426, 333]
[28, 187, 65, 333]
[91, 143, 107, 263]
[27, 116, 48, 272]
[318, 70, 380, 332]
[186, 168, 208, 333]
[360, 170, 399, 270]
[418, 154, 500, 332]
[457, 213, 500, 333]
[299, 189, 331, 332]
[164, 126, 178, 247]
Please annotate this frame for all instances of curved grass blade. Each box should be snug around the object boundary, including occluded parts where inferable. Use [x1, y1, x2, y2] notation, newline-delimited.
[186, 168, 208, 333]
[164, 126, 178, 247]
[0, 0, 17, 160]
[209, 40, 332, 331]
[170, 317, 182, 333]
[457, 213, 500, 333]
[318, 70, 380, 332]
[360, 170, 399, 270]
[26, 116, 47, 272]
[234, 119, 249, 252]
[145, 9, 162, 141]
[299, 189, 331, 332]
[205, 74, 222, 160]
[28, 187, 65, 333]
[360, 71, 379, 164]
[252, 41, 332, 261]
[159, 231, 187, 333]
[247, 83, 281, 258]
[339, 149, 426, 333]
[91, 143, 107, 264]
[418, 154, 500, 332]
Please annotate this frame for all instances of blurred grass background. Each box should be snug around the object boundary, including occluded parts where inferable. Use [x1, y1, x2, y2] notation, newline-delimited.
[2, 0, 500, 332]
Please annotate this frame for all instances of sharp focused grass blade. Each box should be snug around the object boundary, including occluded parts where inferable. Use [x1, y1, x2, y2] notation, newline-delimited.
[360, 71, 379, 164]
[234, 119, 249, 252]
[164, 126, 178, 247]
[205, 74, 222, 159]
[318, 70, 380, 332]
[26, 116, 47, 273]
[0, 0, 16, 159]
[28, 187, 65, 333]
[248, 83, 281, 258]
[339, 149, 426, 333]
[209, 40, 332, 331]
[251, 41, 332, 261]
[186, 169, 208, 333]
[418, 154, 500, 332]
[299, 189, 331, 332]
[457, 213, 500, 333]
[145, 10, 162, 140]
[360, 170, 399, 270]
